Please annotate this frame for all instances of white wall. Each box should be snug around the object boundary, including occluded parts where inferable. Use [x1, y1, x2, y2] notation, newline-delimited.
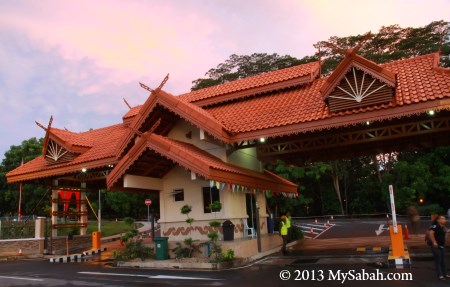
[167, 120, 226, 160]
[227, 147, 262, 172]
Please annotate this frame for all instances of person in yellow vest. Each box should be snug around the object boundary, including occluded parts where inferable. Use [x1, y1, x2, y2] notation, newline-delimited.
[280, 216, 288, 255]
[286, 211, 292, 242]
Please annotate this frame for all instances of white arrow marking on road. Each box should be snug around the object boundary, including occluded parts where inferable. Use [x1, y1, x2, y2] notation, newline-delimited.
[78, 271, 223, 281]
[375, 224, 389, 236]
[0, 275, 43, 282]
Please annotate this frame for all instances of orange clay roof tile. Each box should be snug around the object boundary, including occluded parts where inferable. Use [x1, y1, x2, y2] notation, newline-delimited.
[107, 132, 297, 193]
[179, 61, 320, 103]
[205, 53, 450, 135]
[7, 124, 128, 180]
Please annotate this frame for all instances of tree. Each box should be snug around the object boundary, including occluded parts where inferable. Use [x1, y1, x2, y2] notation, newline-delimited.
[316, 20, 449, 74]
[0, 137, 48, 217]
[191, 53, 312, 91]
[265, 160, 312, 217]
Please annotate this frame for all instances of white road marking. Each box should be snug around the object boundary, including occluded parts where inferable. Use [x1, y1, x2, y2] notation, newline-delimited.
[295, 223, 335, 239]
[0, 275, 43, 282]
[375, 224, 389, 236]
[78, 271, 222, 281]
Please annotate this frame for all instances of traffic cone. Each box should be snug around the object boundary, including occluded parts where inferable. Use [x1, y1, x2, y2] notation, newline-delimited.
[17, 249, 23, 256]
[310, 227, 314, 235]
[315, 218, 318, 224]
[403, 224, 410, 240]
[331, 215, 334, 220]
[327, 220, 330, 226]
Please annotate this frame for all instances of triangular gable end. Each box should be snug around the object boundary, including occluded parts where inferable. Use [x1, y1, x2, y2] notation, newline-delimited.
[44, 138, 80, 165]
[321, 51, 397, 113]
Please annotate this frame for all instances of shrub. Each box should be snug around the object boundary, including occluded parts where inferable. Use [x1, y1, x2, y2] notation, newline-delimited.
[223, 249, 234, 261]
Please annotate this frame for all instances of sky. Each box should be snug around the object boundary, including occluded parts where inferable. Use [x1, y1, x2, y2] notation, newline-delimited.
[0, 0, 449, 161]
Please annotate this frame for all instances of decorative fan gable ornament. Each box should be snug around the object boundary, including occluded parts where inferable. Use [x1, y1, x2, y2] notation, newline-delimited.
[326, 66, 395, 112]
[45, 139, 77, 164]
[46, 139, 68, 161]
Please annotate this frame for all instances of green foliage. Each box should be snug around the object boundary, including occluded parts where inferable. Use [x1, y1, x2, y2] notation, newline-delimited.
[114, 240, 154, 261]
[191, 53, 309, 91]
[123, 217, 135, 226]
[209, 201, 222, 213]
[191, 21, 449, 93]
[207, 231, 219, 241]
[0, 137, 49, 217]
[172, 237, 202, 259]
[185, 218, 194, 225]
[222, 249, 234, 261]
[206, 219, 223, 262]
[290, 226, 304, 240]
[208, 220, 221, 228]
[317, 20, 449, 74]
[172, 242, 190, 258]
[104, 191, 155, 219]
[181, 205, 192, 215]
[417, 204, 445, 217]
[115, 227, 153, 261]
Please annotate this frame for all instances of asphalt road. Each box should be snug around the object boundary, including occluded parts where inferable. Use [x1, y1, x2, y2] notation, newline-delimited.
[294, 217, 432, 239]
[0, 217, 445, 287]
[0, 253, 447, 287]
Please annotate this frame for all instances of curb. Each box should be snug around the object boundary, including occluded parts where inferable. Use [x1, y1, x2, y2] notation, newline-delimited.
[50, 248, 107, 263]
[82, 248, 107, 256]
[49, 253, 84, 263]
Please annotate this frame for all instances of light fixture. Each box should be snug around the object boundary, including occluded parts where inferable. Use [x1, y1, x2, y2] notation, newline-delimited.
[81, 168, 87, 173]
[259, 137, 266, 143]
[419, 198, 424, 204]
[366, 121, 370, 126]
[428, 110, 435, 116]
[108, 164, 114, 168]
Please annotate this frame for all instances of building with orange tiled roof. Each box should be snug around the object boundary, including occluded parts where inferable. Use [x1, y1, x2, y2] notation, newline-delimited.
[6, 49, 450, 243]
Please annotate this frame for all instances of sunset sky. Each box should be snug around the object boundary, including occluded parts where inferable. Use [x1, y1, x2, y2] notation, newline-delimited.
[0, 0, 448, 161]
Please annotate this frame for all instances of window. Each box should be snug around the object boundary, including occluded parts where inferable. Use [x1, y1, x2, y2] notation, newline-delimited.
[202, 186, 220, 213]
[173, 189, 184, 202]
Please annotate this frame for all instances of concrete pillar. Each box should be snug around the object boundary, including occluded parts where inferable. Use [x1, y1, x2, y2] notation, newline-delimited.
[35, 217, 46, 254]
[51, 189, 58, 237]
[80, 191, 87, 236]
[35, 217, 46, 238]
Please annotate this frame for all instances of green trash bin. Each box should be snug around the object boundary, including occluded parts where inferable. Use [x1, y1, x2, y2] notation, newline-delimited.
[154, 237, 169, 260]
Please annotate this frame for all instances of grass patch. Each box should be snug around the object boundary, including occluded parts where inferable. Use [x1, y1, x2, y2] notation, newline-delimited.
[58, 220, 143, 237]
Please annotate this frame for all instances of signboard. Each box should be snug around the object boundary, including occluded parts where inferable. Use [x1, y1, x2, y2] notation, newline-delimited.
[145, 199, 152, 206]
[388, 185, 398, 233]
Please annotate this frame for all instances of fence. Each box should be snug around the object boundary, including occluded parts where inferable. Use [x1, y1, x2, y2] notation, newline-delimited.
[0, 218, 36, 239]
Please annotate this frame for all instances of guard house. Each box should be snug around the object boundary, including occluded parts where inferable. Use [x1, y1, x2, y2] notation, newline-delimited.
[6, 47, 450, 241]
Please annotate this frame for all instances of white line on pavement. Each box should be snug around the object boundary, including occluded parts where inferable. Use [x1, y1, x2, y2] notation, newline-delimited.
[0, 275, 43, 282]
[78, 271, 222, 281]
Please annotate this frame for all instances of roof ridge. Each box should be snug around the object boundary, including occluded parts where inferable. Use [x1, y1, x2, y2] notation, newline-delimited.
[178, 61, 320, 104]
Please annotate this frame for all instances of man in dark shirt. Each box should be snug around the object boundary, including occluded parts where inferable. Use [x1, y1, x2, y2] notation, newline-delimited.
[428, 215, 449, 280]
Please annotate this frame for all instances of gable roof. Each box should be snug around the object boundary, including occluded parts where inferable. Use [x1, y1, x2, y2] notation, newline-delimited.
[6, 124, 128, 183]
[107, 132, 298, 194]
[320, 50, 397, 100]
[116, 87, 232, 158]
[6, 52, 450, 185]
[126, 53, 449, 142]
[203, 52, 450, 140]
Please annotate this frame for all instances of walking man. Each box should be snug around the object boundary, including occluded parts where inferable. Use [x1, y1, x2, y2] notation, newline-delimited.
[428, 215, 450, 280]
